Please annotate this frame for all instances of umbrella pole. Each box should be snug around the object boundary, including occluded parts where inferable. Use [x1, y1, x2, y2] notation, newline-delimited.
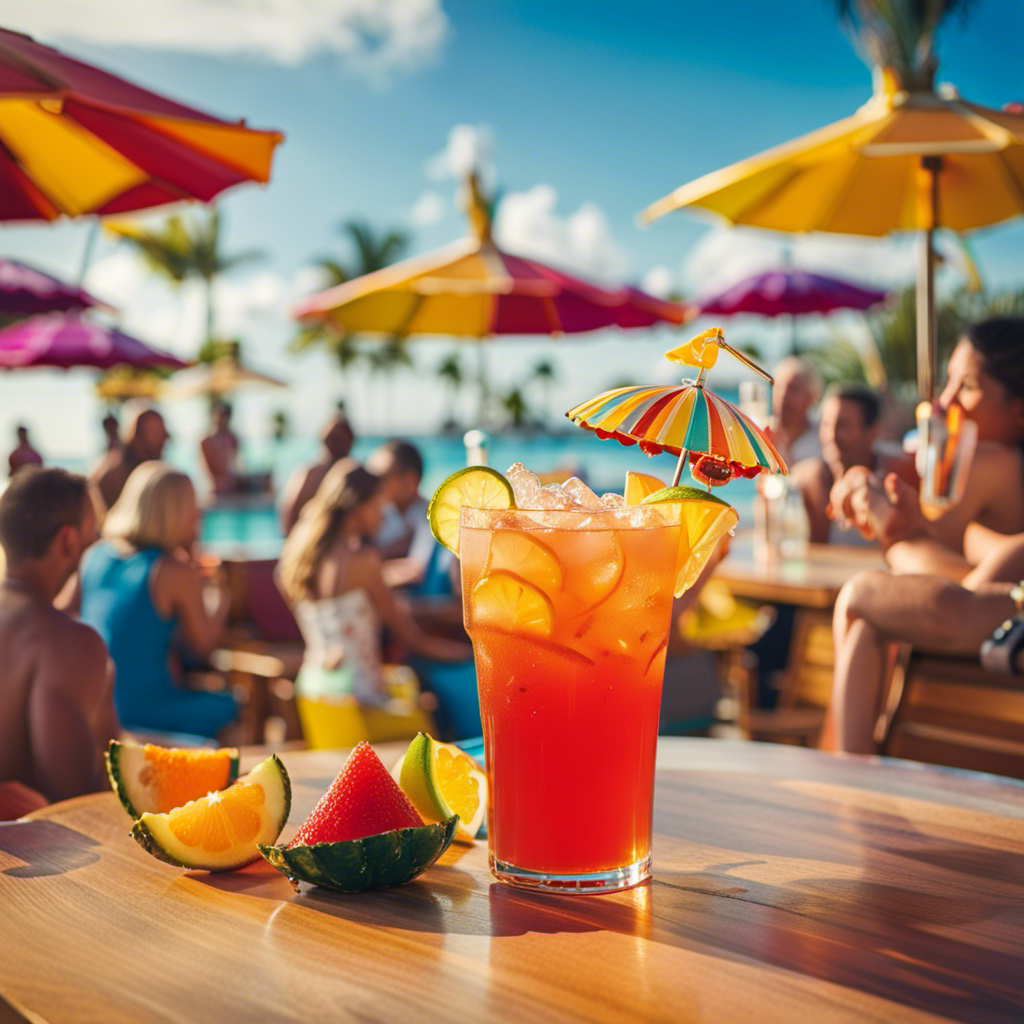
[671, 448, 689, 487]
[917, 156, 942, 401]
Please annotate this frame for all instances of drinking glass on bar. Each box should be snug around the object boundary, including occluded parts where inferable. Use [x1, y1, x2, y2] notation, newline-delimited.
[915, 402, 977, 520]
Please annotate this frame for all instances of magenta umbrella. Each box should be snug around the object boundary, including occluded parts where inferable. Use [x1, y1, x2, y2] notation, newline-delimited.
[0, 257, 110, 315]
[0, 312, 189, 370]
[691, 269, 887, 318]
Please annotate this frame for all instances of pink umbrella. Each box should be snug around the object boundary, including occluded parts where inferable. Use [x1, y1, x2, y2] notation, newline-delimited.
[691, 269, 886, 318]
[0, 312, 189, 370]
[0, 257, 110, 315]
[688, 268, 887, 354]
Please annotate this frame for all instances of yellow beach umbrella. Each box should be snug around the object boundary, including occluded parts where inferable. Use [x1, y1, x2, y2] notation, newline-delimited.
[641, 79, 1024, 398]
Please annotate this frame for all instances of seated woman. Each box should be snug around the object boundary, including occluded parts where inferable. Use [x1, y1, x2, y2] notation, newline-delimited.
[79, 463, 236, 740]
[276, 459, 476, 738]
[827, 317, 1024, 752]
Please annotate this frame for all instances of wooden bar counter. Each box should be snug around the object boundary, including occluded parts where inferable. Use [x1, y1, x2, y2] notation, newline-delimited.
[1, 739, 1023, 1023]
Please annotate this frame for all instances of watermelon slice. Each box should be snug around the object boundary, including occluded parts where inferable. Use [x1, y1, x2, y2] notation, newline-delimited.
[290, 742, 425, 845]
[260, 742, 458, 893]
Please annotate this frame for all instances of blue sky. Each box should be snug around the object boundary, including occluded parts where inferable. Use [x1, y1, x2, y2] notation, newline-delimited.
[3, 0, 1024, 458]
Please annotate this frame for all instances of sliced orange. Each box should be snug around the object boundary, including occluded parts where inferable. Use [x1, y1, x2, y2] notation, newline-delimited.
[484, 529, 564, 593]
[470, 570, 554, 638]
[106, 740, 239, 818]
[623, 470, 667, 506]
[130, 755, 291, 871]
[641, 486, 739, 596]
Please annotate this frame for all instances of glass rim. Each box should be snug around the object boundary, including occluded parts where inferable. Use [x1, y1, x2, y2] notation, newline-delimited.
[459, 504, 682, 532]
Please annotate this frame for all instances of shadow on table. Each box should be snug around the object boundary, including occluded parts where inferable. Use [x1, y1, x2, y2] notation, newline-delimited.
[0, 820, 101, 877]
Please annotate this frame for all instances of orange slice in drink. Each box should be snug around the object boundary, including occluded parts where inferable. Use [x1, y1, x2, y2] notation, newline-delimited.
[485, 529, 564, 593]
[130, 755, 291, 871]
[471, 570, 554, 638]
[623, 470, 666, 506]
[641, 486, 739, 596]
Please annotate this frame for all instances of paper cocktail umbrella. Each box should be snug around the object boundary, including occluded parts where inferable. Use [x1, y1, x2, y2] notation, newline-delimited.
[566, 327, 788, 488]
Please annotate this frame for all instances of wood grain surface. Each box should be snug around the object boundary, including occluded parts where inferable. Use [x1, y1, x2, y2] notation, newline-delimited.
[1, 739, 1023, 1024]
[715, 534, 886, 608]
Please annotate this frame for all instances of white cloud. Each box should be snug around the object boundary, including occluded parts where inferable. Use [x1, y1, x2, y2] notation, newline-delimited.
[12, 0, 450, 80]
[682, 226, 923, 299]
[494, 185, 630, 283]
[425, 124, 496, 187]
[641, 265, 675, 299]
[409, 190, 446, 228]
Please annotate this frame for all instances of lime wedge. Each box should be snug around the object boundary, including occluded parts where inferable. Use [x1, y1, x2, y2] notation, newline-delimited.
[641, 486, 739, 595]
[392, 732, 487, 841]
[428, 466, 515, 556]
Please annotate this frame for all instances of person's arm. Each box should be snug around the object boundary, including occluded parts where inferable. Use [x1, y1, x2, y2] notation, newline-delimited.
[280, 469, 314, 537]
[159, 559, 231, 659]
[962, 530, 1024, 588]
[355, 550, 472, 662]
[28, 623, 115, 801]
[382, 518, 436, 588]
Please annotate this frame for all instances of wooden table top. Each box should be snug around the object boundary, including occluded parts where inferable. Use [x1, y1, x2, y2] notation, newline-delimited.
[715, 533, 887, 608]
[2, 739, 1023, 1024]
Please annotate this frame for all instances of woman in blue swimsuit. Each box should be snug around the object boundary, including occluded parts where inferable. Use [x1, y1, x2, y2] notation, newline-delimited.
[80, 462, 236, 740]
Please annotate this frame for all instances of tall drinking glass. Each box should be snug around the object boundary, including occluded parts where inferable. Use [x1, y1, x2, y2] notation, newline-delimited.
[459, 504, 682, 894]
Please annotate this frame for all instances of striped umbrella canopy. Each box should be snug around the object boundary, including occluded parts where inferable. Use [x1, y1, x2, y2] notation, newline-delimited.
[0, 28, 282, 221]
[567, 328, 787, 486]
[295, 173, 685, 338]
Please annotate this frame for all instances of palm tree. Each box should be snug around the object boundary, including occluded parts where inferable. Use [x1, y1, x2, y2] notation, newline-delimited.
[502, 386, 530, 430]
[530, 359, 557, 426]
[366, 337, 415, 428]
[292, 219, 411, 384]
[834, 0, 979, 93]
[113, 207, 263, 345]
[437, 351, 465, 429]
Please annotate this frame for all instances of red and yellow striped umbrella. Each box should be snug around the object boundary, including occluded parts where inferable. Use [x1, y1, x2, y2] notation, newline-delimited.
[0, 28, 282, 221]
[567, 328, 787, 485]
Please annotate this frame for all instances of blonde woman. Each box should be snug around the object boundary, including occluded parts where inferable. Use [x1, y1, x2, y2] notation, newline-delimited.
[278, 458, 470, 709]
[79, 462, 236, 739]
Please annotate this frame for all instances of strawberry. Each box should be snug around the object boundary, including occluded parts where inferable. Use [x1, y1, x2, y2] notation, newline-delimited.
[289, 742, 424, 846]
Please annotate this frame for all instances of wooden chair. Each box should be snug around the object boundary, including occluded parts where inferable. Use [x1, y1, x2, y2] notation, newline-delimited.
[878, 648, 1024, 780]
[741, 607, 834, 746]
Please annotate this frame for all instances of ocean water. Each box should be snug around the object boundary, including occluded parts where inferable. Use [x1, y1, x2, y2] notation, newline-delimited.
[196, 429, 758, 556]
[49, 386, 760, 552]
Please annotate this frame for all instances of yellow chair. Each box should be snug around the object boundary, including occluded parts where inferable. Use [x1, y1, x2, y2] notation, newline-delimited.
[296, 665, 437, 749]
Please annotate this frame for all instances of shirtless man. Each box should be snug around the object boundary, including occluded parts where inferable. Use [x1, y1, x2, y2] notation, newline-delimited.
[0, 468, 118, 808]
[200, 401, 240, 496]
[8, 424, 43, 477]
[280, 411, 354, 535]
[90, 405, 170, 516]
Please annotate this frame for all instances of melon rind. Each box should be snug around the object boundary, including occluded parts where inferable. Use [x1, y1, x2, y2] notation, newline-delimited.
[105, 739, 240, 819]
[130, 755, 291, 872]
[259, 815, 459, 893]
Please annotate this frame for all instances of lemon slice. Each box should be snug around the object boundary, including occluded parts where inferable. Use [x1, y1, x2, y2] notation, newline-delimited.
[392, 732, 487, 841]
[641, 486, 739, 596]
[470, 570, 554, 637]
[623, 470, 666, 506]
[428, 466, 515, 557]
[484, 529, 563, 593]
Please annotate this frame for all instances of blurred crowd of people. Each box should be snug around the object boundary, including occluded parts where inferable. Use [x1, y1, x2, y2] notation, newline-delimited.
[2, 314, 1024, 817]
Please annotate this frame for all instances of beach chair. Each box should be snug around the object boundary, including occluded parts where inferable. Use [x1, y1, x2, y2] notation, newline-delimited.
[740, 607, 834, 745]
[296, 665, 436, 749]
[878, 648, 1024, 780]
